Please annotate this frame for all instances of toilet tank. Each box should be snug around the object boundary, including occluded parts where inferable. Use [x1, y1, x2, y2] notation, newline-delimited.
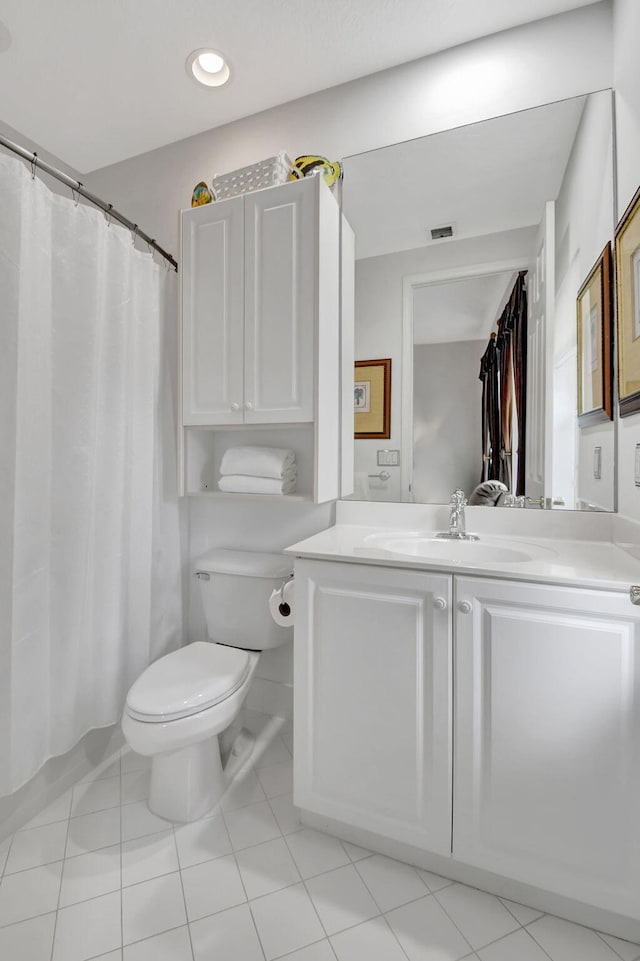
[195, 548, 293, 651]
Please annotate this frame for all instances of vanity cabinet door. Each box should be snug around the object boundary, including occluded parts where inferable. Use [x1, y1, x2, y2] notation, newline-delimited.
[294, 559, 453, 855]
[454, 576, 640, 919]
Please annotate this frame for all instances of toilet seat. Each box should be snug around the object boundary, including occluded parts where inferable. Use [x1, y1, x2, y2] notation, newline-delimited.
[126, 642, 251, 723]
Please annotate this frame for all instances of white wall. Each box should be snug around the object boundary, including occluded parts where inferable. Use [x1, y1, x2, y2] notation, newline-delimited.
[613, 0, 640, 520]
[413, 341, 484, 503]
[553, 90, 615, 509]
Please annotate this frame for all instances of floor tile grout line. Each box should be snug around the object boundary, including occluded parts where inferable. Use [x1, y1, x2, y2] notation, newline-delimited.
[300, 873, 337, 941]
[48, 798, 74, 961]
[520, 924, 557, 961]
[351, 852, 432, 914]
[379, 912, 414, 961]
[170, 824, 197, 961]
[119, 919, 192, 953]
[429, 884, 500, 957]
[497, 896, 544, 928]
[230, 845, 269, 961]
[355, 866, 434, 918]
[520, 912, 638, 961]
[0, 906, 59, 932]
[264, 789, 303, 838]
[594, 929, 640, 961]
[271, 936, 337, 961]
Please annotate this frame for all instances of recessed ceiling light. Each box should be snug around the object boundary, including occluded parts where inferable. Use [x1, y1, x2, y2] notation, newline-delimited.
[187, 48, 231, 88]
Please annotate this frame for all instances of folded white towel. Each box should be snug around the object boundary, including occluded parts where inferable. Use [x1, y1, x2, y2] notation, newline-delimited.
[218, 474, 297, 495]
[220, 446, 296, 479]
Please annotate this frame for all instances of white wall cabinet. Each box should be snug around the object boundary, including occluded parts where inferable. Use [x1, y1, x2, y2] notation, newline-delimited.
[180, 177, 349, 501]
[294, 559, 640, 924]
[294, 558, 453, 855]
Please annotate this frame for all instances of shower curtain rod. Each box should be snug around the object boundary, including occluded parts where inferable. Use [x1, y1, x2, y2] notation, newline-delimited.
[0, 133, 178, 271]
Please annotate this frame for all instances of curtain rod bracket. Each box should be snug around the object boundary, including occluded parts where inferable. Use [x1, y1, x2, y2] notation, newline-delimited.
[31, 152, 37, 180]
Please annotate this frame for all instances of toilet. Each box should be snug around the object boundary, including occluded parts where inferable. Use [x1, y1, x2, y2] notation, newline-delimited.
[121, 548, 293, 822]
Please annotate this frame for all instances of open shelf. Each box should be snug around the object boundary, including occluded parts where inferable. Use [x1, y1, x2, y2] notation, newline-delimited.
[181, 424, 315, 499]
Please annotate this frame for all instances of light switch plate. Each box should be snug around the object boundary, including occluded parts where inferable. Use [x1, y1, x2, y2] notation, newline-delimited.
[377, 449, 399, 467]
[593, 446, 602, 480]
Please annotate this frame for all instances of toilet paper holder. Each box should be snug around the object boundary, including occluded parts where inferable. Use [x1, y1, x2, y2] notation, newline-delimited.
[277, 574, 294, 617]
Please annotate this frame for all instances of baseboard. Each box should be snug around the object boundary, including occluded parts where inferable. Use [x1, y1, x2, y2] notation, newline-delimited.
[245, 677, 293, 719]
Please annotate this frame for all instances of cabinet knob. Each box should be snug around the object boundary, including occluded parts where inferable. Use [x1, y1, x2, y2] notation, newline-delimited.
[434, 596, 447, 611]
[244, 402, 253, 410]
[230, 402, 240, 411]
[457, 600, 472, 614]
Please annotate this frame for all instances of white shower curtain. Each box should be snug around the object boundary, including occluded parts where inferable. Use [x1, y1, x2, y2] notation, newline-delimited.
[0, 153, 183, 795]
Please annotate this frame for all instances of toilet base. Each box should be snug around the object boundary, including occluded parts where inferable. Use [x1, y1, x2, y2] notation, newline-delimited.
[148, 727, 256, 822]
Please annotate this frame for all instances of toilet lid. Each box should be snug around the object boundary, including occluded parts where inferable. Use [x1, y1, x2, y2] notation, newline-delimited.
[126, 642, 252, 723]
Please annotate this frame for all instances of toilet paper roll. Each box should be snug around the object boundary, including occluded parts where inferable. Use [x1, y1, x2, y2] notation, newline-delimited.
[269, 578, 295, 626]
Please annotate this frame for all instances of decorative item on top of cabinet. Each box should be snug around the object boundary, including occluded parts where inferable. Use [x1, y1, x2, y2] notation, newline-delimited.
[179, 175, 354, 503]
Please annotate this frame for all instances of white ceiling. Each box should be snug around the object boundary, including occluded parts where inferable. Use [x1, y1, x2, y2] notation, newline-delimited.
[413, 271, 517, 345]
[342, 96, 585, 261]
[0, 0, 599, 173]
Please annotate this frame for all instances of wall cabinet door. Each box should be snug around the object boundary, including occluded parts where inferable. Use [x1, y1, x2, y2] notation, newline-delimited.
[454, 576, 640, 918]
[181, 197, 244, 426]
[243, 180, 315, 424]
[182, 178, 327, 427]
[294, 559, 453, 855]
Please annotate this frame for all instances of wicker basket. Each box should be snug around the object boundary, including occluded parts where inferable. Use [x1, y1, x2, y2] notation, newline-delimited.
[212, 152, 293, 200]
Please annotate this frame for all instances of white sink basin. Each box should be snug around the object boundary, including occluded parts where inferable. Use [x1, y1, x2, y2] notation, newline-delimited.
[363, 532, 556, 564]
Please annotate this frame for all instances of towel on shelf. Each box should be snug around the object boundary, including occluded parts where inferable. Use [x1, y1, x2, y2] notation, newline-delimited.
[219, 446, 296, 479]
[218, 473, 297, 495]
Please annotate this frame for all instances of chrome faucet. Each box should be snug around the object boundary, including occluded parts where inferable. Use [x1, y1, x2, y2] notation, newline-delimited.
[437, 489, 479, 541]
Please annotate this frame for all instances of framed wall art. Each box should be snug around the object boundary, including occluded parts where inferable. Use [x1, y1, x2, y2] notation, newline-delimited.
[615, 184, 640, 416]
[354, 358, 391, 438]
[576, 243, 612, 425]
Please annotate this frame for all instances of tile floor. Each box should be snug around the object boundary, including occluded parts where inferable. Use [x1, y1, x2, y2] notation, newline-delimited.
[1, 710, 639, 961]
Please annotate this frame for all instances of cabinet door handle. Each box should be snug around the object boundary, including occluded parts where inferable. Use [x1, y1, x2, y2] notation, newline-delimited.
[434, 596, 447, 610]
[244, 401, 253, 411]
[230, 402, 240, 411]
[457, 600, 472, 614]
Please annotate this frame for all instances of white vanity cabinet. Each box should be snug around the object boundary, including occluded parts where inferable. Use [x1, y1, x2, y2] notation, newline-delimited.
[294, 558, 453, 855]
[453, 575, 640, 919]
[293, 556, 640, 927]
[180, 176, 350, 501]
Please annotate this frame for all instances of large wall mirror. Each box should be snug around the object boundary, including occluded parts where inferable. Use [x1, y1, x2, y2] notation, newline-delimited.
[343, 90, 616, 511]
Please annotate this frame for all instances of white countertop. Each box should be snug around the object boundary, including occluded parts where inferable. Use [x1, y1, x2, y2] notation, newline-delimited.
[285, 524, 640, 593]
